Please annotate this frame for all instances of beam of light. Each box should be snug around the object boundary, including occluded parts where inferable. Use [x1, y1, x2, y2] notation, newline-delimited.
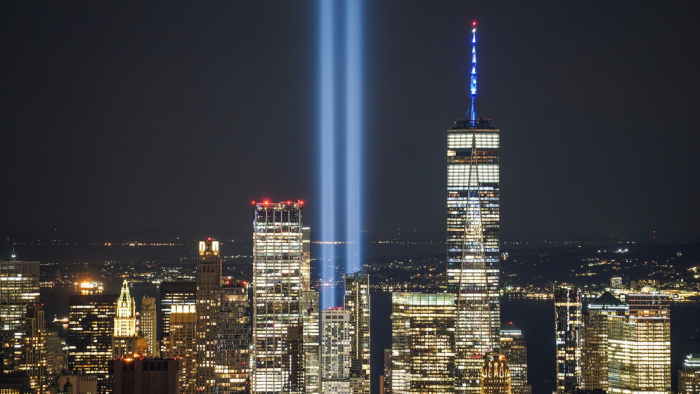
[345, 0, 363, 275]
[319, 0, 336, 309]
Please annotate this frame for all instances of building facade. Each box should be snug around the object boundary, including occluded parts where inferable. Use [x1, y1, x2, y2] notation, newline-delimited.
[0, 260, 41, 373]
[446, 24, 500, 394]
[251, 201, 310, 393]
[554, 285, 582, 394]
[580, 292, 627, 391]
[322, 308, 352, 394]
[68, 294, 116, 393]
[112, 358, 179, 394]
[215, 281, 251, 393]
[608, 293, 671, 394]
[140, 296, 158, 357]
[499, 324, 531, 394]
[344, 273, 370, 394]
[159, 280, 196, 354]
[196, 238, 222, 393]
[391, 292, 457, 394]
[679, 354, 700, 394]
[113, 280, 138, 358]
[163, 304, 197, 394]
[480, 355, 511, 394]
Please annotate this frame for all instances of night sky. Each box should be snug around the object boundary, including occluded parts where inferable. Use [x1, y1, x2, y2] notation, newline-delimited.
[2, 1, 699, 240]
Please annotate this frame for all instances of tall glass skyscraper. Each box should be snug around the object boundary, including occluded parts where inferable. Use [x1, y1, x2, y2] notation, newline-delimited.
[554, 285, 582, 394]
[446, 23, 500, 394]
[252, 201, 310, 393]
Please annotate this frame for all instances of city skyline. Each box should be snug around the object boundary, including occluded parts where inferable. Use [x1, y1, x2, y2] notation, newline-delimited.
[1, 2, 699, 240]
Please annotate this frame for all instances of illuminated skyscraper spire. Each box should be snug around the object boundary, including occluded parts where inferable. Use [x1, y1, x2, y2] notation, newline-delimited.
[469, 21, 477, 126]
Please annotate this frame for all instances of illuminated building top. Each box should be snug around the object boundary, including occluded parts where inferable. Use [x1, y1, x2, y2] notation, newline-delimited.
[115, 280, 136, 337]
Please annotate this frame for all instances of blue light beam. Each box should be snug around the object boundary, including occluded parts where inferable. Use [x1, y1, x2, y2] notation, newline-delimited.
[319, 0, 336, 309]
[345, 0, 363, 275]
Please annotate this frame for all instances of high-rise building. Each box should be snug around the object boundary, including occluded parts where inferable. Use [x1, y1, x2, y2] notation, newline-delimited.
[608, 293, 671, 394]
[344, 273, 370, 394]
[112, 358, 179, 394]
[215, 281, 251, 393]
[140, 296, 158, 357]
[580, 292, 627, 391]
[19, 303, 47, 392]
[554, 285, 582, 394]
[159, 280, 196, 353]
[322, 308, 352, 394]
[113, 280, 138, 358]
[251, 201, 309, 393]
[301, 290, 321, 394]
[196, 238, 222, 393]
[480, 354, 511, 394]
[68, 294, 116, 393]
[499, 324, 531, 394]
[679, 354, 700, 394]
[45, 327, 67, 376]
[445, 24, 500, 394]
[164, 304, 197, 394]
[391, 292, 457, 393]
[0, 260, 40, 373]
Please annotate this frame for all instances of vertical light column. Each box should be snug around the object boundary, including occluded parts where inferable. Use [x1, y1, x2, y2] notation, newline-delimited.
[345, 0, 363, 275]
[319, 0, 336, 308]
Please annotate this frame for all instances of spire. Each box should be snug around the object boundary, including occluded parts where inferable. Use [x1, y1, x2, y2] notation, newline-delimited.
[10, 244, 16, 261]
[469, 21, 478, 126]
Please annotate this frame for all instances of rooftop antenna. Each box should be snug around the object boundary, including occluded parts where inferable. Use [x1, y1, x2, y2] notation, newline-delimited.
[468, 21, 477, 126]
[10, 244, 16, 261]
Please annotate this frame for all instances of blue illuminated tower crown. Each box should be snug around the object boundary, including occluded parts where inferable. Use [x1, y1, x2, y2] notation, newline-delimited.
[468, 21, 478, 126]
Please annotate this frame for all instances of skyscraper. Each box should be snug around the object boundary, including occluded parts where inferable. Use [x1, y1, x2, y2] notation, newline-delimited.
[679, 354, 700, 394]
[608, 293, 671, 394]
[321, 308, 352, 394]
[196, 238, 222, 393]
[344, 273, 370, 394]
[140, 296, 158, 357]
[113, 280, 137, 358]
[446, 23, 500, 394]
[215, 281, 251, 393]
[163, 304, 197, 394]
[554, 285, 582, 394]
[251, 201, 309, 393]
[68, 294, 116, 393]
[302, 290, 321, 394]
[499, 324, 531, 394]
[159, 280, 197, 353]
[580, 292, 627, 391]
[391, 292, 457, 393]
[0, 259, 40, 373]
[112, 358, 179, 394]
[19, 303, 47, 392]
[480, 354, 511, 394]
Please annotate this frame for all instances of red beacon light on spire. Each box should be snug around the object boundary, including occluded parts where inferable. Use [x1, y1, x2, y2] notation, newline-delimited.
[472, 21, 477, 27]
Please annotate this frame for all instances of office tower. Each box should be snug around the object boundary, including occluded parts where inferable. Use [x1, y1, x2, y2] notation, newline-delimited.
[554, 285, 582, 394]
[0, 260, 40, 373]
[499, 324, 531, 394]
[580, 292, 627, 391]
[302, 290, 321, 394]
[252, 201, 309, 393]
[113, 280, 138, 358]
[445, 24, 500, 394]
[68, 294, 116, 393]
[215, 281, 251, 393]
[46, 328, 67, 375]
[164, 304, 197, 394]
[112, 358, 179, 394]
[321, 308, 352, 394]
[480, 354, 511, 394]
[391, 292, 457, 393]
[344, 273, 370, 394]
[608, 293, 671, 394]
[383, 349, 392, 394]
[140, 296, 158, 357]
[195, 238, 222, 393]
[19, 303, 46, 392]
[159, 280, 196, 352]
[679, 354, 700, 394]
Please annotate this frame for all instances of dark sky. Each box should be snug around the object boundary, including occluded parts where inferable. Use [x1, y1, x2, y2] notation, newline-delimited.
[2, 1, 699, 240]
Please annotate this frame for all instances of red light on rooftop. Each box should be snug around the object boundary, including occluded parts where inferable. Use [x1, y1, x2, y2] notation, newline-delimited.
[299, 200, 304, 205]
[472, 21, 477, 26]
[251, 200, 256, 205]
[264, 200, 269, 205]
[207, 237, 212, 241]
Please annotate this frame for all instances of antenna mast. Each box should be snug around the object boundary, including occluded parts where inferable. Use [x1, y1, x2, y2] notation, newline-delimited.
[469, 21, 477, 126]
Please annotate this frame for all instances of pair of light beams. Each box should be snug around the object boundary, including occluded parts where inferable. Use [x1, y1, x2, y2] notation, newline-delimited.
[318, 0, 363, 308]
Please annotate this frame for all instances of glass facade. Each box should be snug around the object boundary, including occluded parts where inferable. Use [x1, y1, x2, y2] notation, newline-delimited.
[252, 201, 309, 393]
[344, 273, 371, 394]
[321, 309, 352, 394]
[446, 119, 500, 393]
[499, 323, 531, 394]
[554, 285, 582, 394]
[215, 282, 251, 393]
[391, 292, 456, 393]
